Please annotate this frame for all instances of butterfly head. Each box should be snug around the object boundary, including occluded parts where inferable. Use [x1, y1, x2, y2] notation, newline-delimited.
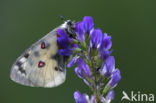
[61, 20, 76, 39]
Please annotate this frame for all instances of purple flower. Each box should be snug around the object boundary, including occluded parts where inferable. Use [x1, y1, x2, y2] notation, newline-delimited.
[99, 33, 112, 60]
[107, 69, 121, 88]
[57, 29, 77, 56]
[58, 48, 73, 56]
[75, 67, 86, 78]
[57, 29, 72, 48]
[101, 33, 112, 50]
[75, 16, 94, 43]
[83, 16, 94, 34]
[74, 91, 89, 103]
[90, 28, 103, 49]
[60, 16, 121, 103]
[75, 22, 85, 42]
[75, 58, 92, 79]
[101, 56, 115, 77]
[99, 49, 113, 60]
[105, 90, 115, 103]
[67, 56, 79, 68]
[77, 58, 92, 77]
[72, 44, 79, 48]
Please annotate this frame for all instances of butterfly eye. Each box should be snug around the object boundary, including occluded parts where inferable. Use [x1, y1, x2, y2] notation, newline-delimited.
[38, 61, 45, 68]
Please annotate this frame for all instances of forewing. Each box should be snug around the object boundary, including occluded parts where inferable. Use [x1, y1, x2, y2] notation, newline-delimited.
[10, 27, 66, 88]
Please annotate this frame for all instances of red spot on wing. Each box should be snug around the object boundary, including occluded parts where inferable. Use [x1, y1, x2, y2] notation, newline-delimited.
[41, 42, 45, 49]
[38, 61, 45, 68]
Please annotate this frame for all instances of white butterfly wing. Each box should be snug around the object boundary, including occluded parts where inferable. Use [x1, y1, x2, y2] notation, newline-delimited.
[10, 27, 66, 88]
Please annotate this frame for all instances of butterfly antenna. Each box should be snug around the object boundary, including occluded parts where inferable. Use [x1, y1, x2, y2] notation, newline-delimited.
[58, 14, 66, 22]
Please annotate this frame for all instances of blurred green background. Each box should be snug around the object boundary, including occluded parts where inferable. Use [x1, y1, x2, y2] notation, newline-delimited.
[0, 0, 156, 103]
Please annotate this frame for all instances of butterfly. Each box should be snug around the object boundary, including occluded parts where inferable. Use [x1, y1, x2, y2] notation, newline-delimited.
[10, 19, 76, 88]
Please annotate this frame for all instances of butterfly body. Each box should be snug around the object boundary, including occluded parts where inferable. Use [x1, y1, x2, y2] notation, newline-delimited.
[10, 20, 75, 88]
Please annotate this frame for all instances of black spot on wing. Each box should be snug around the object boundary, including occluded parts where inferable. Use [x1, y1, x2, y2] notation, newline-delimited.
[16, 61, 22, 67]
[34, 51, 40, 57]
[15, 61, 26, 75]
[51, 54, 66, 72]
[27, 57, 33, 66]
[55, 67, 59, 71]
[18, 67, 26, 75]
[55, 66, 63, 72]
[51, 54, 58, 60]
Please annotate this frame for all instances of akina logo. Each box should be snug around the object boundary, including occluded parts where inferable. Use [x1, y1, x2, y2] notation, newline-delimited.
[121, 91, 155, 102]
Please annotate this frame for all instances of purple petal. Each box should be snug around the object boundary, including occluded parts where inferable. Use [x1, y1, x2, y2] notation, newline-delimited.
[77, 58, 85, 69]
[101, 63, 107, 76]
[75, 22, 85, 42]
[84, 64, 92, 78]
[103, 33, 112, 50]
[57, 29, 72, 48]
[108, 69, 121, 87]
[106, 90, 115, 103]
[67, 56, 79, 68]
[72, 44, 79, 48]
[75, 67, 87, 78]
[106, 56, 115, 71]
[77, 58, 92, 78]
[83, 16, 94, 34]
[90, 28, 102, 49]
[74, 91, 88, 103]
[101, 56, 115, 77]
[99, 33, 112, 60]
[100, 33, 112, 50]
[58, 49, 73, 56]
[99, 49, 113, 60]
[57, 29, 69, 39]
